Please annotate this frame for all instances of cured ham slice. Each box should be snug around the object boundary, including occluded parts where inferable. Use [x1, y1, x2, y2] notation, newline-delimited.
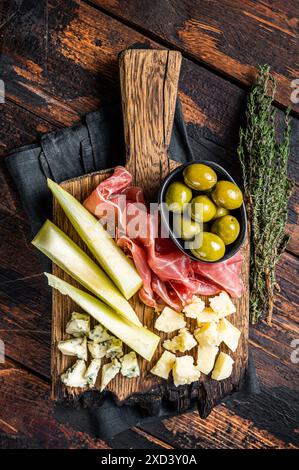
[84, 166, 244, 309]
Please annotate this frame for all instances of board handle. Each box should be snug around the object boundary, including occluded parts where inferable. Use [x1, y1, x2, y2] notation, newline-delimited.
[119, 49, 182, 200]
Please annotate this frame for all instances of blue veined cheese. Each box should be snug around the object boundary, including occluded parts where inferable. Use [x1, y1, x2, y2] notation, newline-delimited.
[58, 336, 87, 361]
[106, 338, 123, 358]
[150, 351, 176, 379]
[121, 352, 140, 378]
[84, 358, 102, 387]
[61, 359, 87, 388]
[172, 356, 201, 387]
[88, 340, 108, 359]
[209, 291, 236, 318]
[65, 312, 90, 337]
[196, 345, 219, 375]
[194, 322, 220, 347]
[217, 318, 241, 352]
[154, 307, 186, 333]
[183, 296, 205, 319]
[163, 328, 197, 353]
[89, 324, 112, 343]
[211, 352, 234, 381]
[100, 358, 121, 391]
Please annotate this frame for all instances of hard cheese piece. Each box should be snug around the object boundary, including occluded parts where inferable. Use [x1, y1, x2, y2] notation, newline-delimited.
[155, 307, 186, 333]
[217, 318, 241, 352]
[66, 312, 90, 337]
[183, 296, 205, 319]
[61, 359, 87, 388]
[163, 328, 197, 353]
[85, 358, 102, 387]
[89, 324, 112, 344]
[173, 356, 201, 387]
[209, 291, 236, 318]
[47, 179, 142, 300]
[196, 345, 219, 375]
[212, 352, 234, 381]
[121, 352, 140, 378]
[196, 307, 219, 325]
[58, 337, 87, 361]
[100, 359, 121, 391]
[194, 322, 220, 347]
[88, 341, 108, 359]
[150, 351, 176, 379]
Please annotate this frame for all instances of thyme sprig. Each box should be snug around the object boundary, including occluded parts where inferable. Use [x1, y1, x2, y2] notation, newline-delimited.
[238, 65, 295, 324]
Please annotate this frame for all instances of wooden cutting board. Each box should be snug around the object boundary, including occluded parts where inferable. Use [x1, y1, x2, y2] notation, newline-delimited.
[52, 50, 249, 415]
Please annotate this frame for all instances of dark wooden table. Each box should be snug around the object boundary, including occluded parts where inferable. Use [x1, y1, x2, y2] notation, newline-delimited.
[0, 0, 298, 449]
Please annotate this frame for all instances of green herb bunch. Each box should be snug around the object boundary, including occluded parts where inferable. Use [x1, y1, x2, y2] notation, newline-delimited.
[238, 65, 295, 324]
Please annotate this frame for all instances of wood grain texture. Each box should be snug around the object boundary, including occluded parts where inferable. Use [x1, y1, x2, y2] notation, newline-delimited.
[0, 0, 298, 449]
[120, 49, 182, 198]
[93, 0, 299, 112]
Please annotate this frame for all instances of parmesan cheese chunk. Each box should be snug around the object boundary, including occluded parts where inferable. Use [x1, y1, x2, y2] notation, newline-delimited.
[196, 345, 219, 375]
[154, 307, 186, 333]
[209, 291, 236, 318]
[217, 318, 241, 352]
[183, 296, 205, 319]
[212, 352, 234, 381]
[163, 328, 197, 353]
[173, 356, 201, 387]
[194, 322, 220, 347]
[150, 351, 176, 379]
[196, 307, 219, 325]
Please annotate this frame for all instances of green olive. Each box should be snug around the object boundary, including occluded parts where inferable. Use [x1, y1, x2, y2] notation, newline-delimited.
[173, 214, 201, 240]
[190, 232, 225, 262]
[165, 182, 192, 213]
[211, 215, 240, 245]
[183, 163, 217, 191]
[189, 195, 216, 222]
[211, 181, 243, 210]
[211, 206, 229, 221]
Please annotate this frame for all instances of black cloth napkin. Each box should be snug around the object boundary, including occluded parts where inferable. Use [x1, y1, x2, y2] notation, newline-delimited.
[6, 100, 260, 441]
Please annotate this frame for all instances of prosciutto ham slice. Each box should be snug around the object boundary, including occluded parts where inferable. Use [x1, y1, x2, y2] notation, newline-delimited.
[84, 166, 244, 309]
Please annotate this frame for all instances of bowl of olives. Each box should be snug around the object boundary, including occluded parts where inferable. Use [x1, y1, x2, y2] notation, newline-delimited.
[159, 161, 247, 263]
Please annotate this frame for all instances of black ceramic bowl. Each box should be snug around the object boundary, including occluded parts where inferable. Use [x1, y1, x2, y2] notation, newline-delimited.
[159, 161, 247, 263]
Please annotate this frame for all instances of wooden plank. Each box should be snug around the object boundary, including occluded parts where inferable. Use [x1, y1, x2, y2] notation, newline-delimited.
[0, 359, 167, 449]
[1, 1, 298, 153]
[93, 0, 299, 112]
[51, 50, 249, 414]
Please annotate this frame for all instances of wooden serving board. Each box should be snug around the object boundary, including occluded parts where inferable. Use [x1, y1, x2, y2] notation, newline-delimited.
[52, 50, 249, 415]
